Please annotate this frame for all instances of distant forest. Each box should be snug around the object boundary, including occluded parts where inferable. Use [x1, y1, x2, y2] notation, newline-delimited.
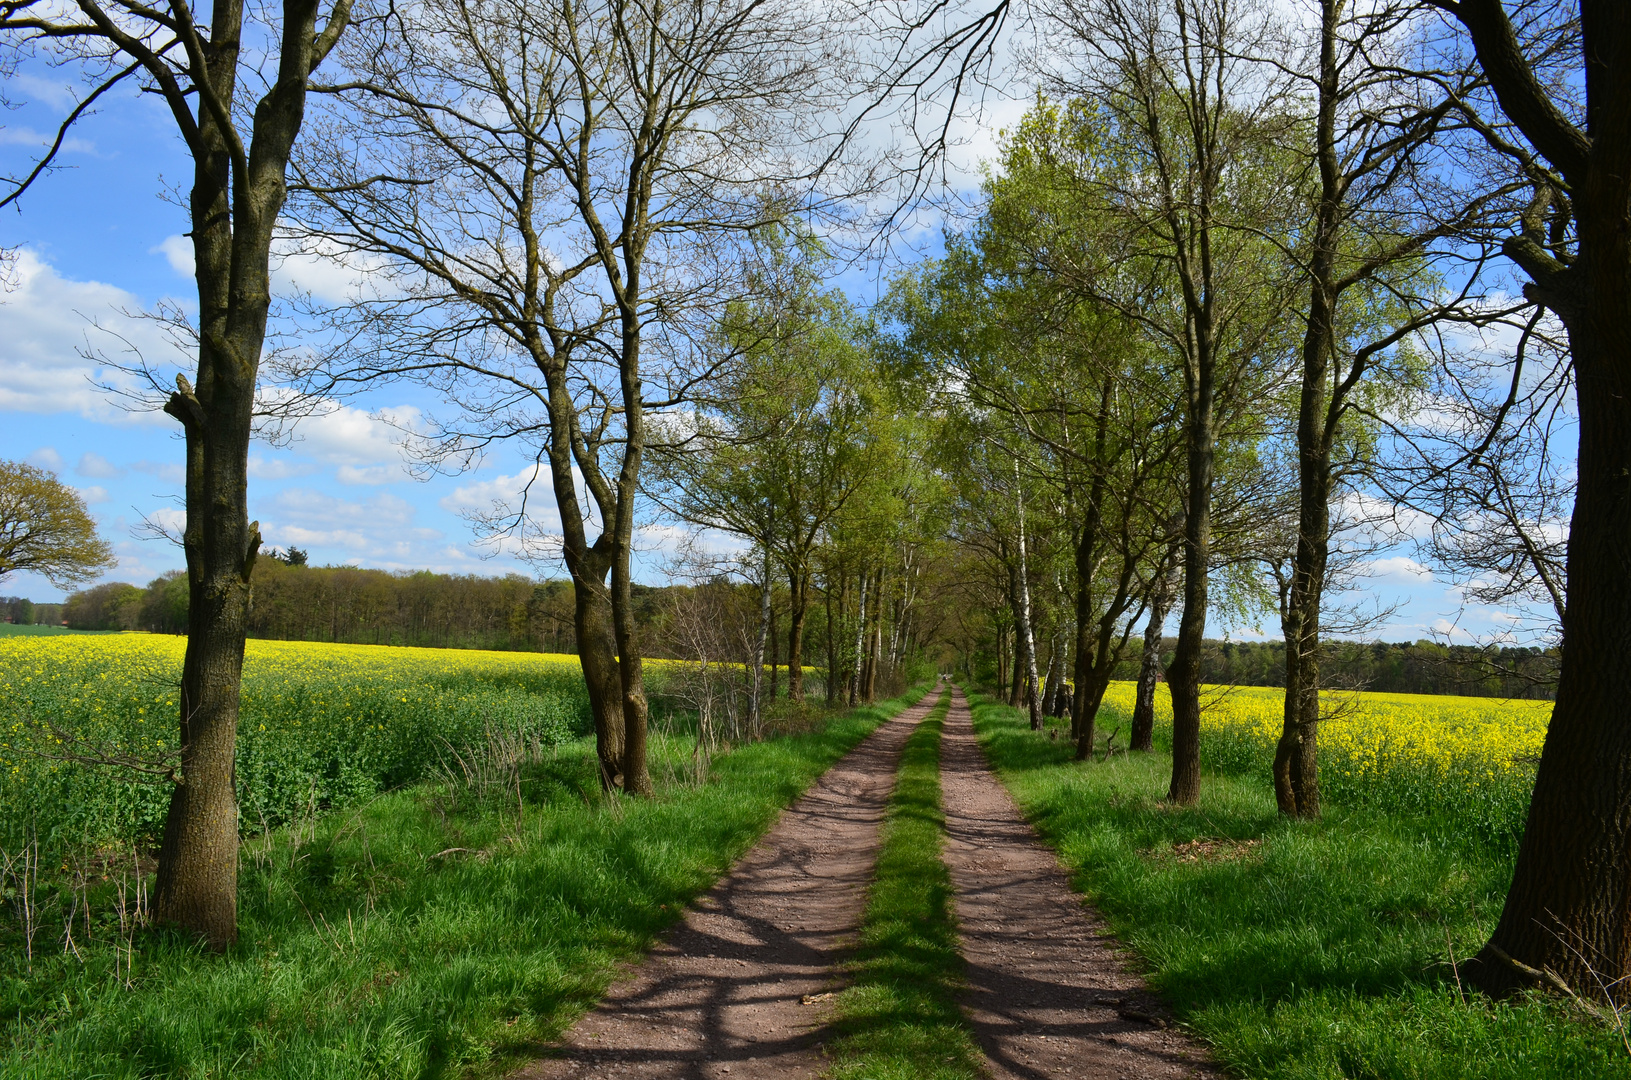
[21, 561, 1558, 700]
[1115, 638, 1558, 701]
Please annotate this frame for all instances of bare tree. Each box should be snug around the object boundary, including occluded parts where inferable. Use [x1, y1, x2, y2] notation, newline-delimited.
[1262, 0, 1521, 819]
[0, 0, 353, 946]
[287, 0, 898, 792]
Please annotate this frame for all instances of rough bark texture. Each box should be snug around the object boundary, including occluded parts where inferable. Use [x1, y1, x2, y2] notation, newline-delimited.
[148, 0, 344, 948]
[1449, 0, 1631, 1002]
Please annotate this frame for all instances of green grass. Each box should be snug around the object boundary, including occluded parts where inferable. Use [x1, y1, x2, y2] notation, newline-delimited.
[0, 685, 931, 1079]
[826, 687, 985, 1080]
[971, 694, 1631, 1079]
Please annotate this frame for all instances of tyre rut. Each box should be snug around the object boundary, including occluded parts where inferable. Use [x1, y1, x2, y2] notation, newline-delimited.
[514, 690, 939, 1080]
[938, 686, 1221, 1080]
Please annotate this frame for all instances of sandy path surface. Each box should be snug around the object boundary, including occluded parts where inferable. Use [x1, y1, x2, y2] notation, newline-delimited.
[939, 688, 1221, 1080]
[514, 691, 938, 1080]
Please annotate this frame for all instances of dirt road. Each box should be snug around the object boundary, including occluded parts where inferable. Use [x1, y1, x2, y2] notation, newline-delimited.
[938, 686, 1219, 1079]
[515, 691, 938, 1080]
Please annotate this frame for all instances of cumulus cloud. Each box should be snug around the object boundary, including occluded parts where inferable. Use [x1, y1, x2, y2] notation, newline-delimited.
[74, 484, 109, 504]
[26, 446, 66, 472]
[0, 251, 187, 420]
[156, 234, 388, 304]
[1363, 556, 1434, 583]
[246, 455, 319, 481]
[75, 451, 123, 478]
[439, 465, 562, 529]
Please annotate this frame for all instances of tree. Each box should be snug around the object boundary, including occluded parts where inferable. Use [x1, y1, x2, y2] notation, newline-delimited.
[0, 461, 115, 587]
[1006, 1, 1307, 799]
[1425, 0, 1631, 1003]
[1261, 0, 1512, 820]
[1, 0, 355, 946]
[288, 0, 894, 793]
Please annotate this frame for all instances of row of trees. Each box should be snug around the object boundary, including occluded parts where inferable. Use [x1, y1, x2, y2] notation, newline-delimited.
[6, 0, 1629, 1017]
[889, 0, 1627, 1006]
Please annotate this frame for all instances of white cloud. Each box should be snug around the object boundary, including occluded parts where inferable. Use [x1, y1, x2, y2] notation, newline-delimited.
[75, 451, 123, 478]
[155, 234, 388, 303]
[0, 251, 187, 420]
[154, 235, 193, 277]
[284, 401, 421, 472]
[0, 126, 95, 155]
[246, 455, 319, 481]
[131, 459, 186, 484]
[336, 464, 400, 486]
[74, 484, 109, 504]
[439, 464, 561, 528]
[26, 446, 65, 472]
[1364, 556, 1434, 583]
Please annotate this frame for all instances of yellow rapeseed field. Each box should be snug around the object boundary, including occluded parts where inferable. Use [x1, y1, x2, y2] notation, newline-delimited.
[1, 635, 597, 848]
[1100, 680, 1550, 839]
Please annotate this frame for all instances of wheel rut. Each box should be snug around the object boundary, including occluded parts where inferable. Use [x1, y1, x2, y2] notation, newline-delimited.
[514, 691, 939, 1080]
[938, 686, 1221, 1079]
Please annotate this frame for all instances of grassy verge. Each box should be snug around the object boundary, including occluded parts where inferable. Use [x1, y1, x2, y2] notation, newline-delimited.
[0, 685, 931, 1079]
[826, 688, 985, 1080]
[970, 694, 1629, 1079]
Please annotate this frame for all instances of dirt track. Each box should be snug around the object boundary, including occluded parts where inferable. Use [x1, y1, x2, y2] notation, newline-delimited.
[514, 691, 938, 1080]
[514, 686, 1219, 1079]
[938, 687, 1219, 1079]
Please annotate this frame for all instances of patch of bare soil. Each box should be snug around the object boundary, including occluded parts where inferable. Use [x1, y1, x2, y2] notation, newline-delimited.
[1149, 838, 1263, 864]
[511, 692, 938, 1080]
[939, 688, 1222, 1080]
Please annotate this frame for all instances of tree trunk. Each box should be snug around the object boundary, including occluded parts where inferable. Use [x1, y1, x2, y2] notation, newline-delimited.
[1167, 351, 1215, 805]
[1131, 558, 1177, 753]
[1014, 478, 1042, 732]
[572, 555, 626, 788]
[152, 0, 339, 947]
[850, 570, 866, 705]
[787, 568, 807, 701]
[824, 574, 837, 705]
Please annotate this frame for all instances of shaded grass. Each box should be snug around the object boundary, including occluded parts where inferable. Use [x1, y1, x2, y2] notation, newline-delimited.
[971, 694, 1629, 1080]
[827, 688, 985, 1080]
[0, 685, 931, 1079]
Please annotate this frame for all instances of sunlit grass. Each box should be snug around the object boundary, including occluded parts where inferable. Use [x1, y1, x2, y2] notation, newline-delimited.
[976, 694, 1628, 1080]
[826, 688, 984, 1080]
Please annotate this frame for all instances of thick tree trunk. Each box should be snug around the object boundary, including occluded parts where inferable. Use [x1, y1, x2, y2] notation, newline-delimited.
[152, 0, 335, 946]
[570, 556, 626, 789]
[1472, 304, 1631, 998]
[154, 356, 258, 949]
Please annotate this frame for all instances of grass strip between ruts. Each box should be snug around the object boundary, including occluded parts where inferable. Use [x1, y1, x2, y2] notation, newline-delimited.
[969, 693, 1631, 1080]
[0, 684, 934, 1080]
[825, 687, 986, 1080]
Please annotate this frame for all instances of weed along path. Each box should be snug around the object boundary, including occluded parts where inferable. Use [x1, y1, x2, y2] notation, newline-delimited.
[515, 689, 939, 1080]
[939, 687, 1220, 1080]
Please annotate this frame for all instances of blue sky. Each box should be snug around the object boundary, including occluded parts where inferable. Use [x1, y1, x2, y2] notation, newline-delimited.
[0, 58, 1557, 648]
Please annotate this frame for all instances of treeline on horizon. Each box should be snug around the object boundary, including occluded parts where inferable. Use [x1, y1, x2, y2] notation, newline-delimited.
[26, 565, 1556, 700]
[32, 560, 852, 678]
[1126, 638, 1558, 702]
